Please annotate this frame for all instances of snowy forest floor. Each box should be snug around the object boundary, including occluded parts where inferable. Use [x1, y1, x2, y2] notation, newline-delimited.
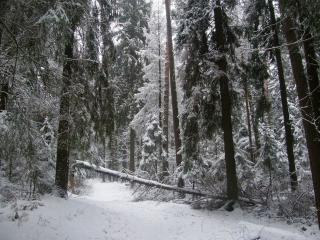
[0, 179, 319, 240]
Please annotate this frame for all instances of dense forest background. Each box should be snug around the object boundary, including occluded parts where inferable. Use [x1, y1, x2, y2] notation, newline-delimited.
[0, 0, 320, 227]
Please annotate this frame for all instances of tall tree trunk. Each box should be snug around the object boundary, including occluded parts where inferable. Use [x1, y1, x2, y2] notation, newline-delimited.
[0, 0, 9, 46]
[250, 94, 260, 152]
[164, 0, 183, 187]
[0, 83, 8, 112]
[162, 42, 170, 177]
[158, 44, 162, 124]
[213, 0, 238, 201]
[158, 10, 162, 172]
[99, 0, 117, 170]
[129, 128, 136, 172]
[244, 79, 254, 163]
[279, 0, 320, 227]
[268, 0, 297, 191]
[302, 30, 320, 132]
[295, 0, 320, 133]
[55, 25, 76, 198]
[0, 0, 9, 112]
[157, 3, 162, 129]
[102, 137, 107, 182]
[108, 133, 117, 170]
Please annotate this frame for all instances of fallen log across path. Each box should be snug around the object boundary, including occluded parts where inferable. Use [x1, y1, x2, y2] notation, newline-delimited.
[72, 160, 261, 205]
[72, 160, 207, 197]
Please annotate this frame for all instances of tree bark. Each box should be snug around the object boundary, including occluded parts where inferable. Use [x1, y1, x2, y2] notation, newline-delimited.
[158, 11, 162, 172]
[244, 78, 255, 163]
[295, 0, 320, 133]
[158, 7, 162, 129]
[250, 94, 260, 152]
[108, 133, 117, 170]
[213, 0, 238, 200]
[0, 0, 9, 112]
[162, 42, 170, 176]
[164, 0, 183, 170]
[302, 30, 320, 132]
[129, 128, 136, 172]
[268, 0, 297, 191]
[55, 25, 76, 198]
[0, 0, 9, 45]
[279, 0, 320, 227]
[0, 83, 8, 112]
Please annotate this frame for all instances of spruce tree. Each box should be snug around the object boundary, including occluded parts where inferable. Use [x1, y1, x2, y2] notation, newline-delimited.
[55, 0, 88, 197]
[279, 0, 320, 227]
[267, 0, 297, 191]
[213, 0, 238, 201]
[164, 0, 183, 172]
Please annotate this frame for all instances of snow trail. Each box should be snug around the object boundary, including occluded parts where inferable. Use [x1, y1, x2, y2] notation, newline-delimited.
[0, 179, 318, 240]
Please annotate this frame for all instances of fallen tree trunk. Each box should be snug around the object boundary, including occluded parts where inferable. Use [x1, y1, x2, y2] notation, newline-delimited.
[72, 160, 260, 205]
[73, 161, 207, 197]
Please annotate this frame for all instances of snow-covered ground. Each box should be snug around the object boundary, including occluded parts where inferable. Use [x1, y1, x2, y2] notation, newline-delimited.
[0, 179, 319, 240]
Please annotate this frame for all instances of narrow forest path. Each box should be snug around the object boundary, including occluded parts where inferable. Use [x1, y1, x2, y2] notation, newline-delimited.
[0, 180, 318, 240]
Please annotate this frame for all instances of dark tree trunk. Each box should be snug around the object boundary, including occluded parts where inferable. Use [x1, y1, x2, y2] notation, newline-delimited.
[158, 9, 162, 129]
[158, 14, 162, 172]
[55, 25, 76, 198]
[158, 47, 162, 124]
[0, 0, 9, 45]
[244, 79, 254, 163]
[162, 42, 170, 177]
[102, 137, 107, 183]
[0, 0, 9, 112]
[250, 94, 260, 152]
[279, 0, 320, 227]
[0, 83, 8, 112]
[99, 0, 117, 170]
[164, 0, 183, 170]
[268, 0, 297, 191]
[302, 30, 320, 132]
[295, 0, 320, 133]
[129, 128, 136, 172]
[213, 0, 238, 200]
[8, 156, 12, 181]
[108, 133, 117, 170]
